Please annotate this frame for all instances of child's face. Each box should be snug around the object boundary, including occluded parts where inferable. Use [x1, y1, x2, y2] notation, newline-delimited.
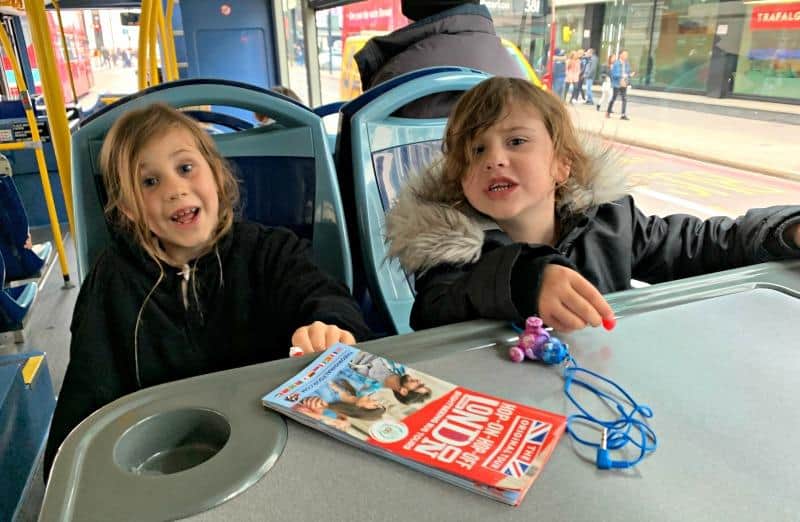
[135, 128, 220, 265]
[461, 104, 567, 233]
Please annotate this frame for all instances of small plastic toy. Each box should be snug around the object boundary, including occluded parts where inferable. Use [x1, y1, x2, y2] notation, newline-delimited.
[602, 316, 617, 331]
[509, 316, 569, 365]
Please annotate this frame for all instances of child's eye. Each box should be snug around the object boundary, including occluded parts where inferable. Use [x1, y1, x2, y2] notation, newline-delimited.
[471, 144, 485, 156]
[179, 163, 194, 174]
[142, 176, 159, 188]
[509, 137, 527, 146]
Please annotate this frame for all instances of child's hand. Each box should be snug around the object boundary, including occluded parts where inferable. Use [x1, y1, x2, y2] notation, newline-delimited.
[788, 223, 800, 248]
[291, 321, 356, 355]
[538, 264, 614, 333]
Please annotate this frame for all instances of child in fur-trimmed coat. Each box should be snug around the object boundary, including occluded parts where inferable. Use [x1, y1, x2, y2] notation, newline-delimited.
[384, 77, 800, 332]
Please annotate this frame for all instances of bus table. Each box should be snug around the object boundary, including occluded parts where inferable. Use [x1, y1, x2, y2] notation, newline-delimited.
[41, 260, 800, 521]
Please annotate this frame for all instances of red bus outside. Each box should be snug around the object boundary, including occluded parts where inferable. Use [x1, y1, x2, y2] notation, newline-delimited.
[2, 11, 94, 102]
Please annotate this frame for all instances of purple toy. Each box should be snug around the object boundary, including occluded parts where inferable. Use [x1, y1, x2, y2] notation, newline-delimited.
[509, 316, 569, 365]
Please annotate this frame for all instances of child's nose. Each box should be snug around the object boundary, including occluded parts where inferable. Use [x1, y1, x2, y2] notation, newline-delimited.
[163, 176, 189, 201]
[483, 147, 507, 170]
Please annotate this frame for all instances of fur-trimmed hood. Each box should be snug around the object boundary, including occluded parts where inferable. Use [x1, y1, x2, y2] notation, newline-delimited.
[384, 137, 629, 274]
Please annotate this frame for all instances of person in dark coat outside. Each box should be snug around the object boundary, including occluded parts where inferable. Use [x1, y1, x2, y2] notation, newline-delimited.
[582, 48, 598, 105]
[354, 0, 525, 118]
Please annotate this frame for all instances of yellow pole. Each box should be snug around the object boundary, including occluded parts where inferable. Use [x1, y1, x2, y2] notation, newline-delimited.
[137, 0, 152, 89]
[23, 1, 76, 246]
[51, 0, 78, 104]
[154, 0, 168, 80]
[0, 23, 71, 284]
[148, 0, 159, 85]
[165, 0, 179, 80]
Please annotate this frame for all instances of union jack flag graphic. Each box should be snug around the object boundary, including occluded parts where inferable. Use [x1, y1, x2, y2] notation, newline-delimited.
[502, 420, 551, 478]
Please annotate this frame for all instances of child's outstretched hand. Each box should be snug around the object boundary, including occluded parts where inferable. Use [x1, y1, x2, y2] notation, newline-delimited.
[291, 321, 356, 355]
[788, 223, 800, 248]
[538, 264, 614, 333]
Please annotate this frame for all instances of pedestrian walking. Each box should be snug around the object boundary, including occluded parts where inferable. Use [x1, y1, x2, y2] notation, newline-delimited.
[582, 48, 598, 105]
[565, 51, 580, 102]
[596, 53, 615, 112]
[606, 50, 634, 120]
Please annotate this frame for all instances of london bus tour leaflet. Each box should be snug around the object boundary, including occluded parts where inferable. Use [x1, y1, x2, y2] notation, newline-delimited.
[262, 344, 566, 506]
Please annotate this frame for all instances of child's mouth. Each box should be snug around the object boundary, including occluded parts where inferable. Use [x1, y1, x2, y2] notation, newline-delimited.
[488, 182, 515, 192]
[171, 207, 200, 224]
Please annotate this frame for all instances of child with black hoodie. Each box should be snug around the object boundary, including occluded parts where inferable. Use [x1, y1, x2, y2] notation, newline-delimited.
[45, 103, 371, 475]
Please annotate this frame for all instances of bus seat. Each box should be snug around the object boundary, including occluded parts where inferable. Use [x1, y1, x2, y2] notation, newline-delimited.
[0, 250, 38, 334]
[0, 351, 56, 521]
[0, 155, 52, 282]
[73, 79, 352, 290]
[336, 67, 490, 335]
[314, 102, 345, 151]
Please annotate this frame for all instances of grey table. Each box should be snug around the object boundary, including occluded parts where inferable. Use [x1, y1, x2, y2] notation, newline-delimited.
[41, 260, 800, 521]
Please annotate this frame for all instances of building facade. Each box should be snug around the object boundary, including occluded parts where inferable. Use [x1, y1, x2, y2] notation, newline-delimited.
[490, 0, 800, 104]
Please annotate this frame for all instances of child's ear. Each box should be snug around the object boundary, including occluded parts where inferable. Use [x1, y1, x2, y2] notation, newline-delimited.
[554, 156, 571, 184]
[119, 204, 135, 223]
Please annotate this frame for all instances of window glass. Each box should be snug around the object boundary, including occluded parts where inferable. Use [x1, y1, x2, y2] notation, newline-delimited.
[734, 2, 800, 100]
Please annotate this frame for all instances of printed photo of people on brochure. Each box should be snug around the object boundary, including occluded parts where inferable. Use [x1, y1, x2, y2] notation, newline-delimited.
[290, 352, 449, 440]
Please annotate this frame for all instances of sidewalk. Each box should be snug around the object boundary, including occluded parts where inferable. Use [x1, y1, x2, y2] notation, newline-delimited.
[570, 89, 800, 181]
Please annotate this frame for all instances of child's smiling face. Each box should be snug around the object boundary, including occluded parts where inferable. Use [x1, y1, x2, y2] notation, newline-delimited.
[460, 103, 569, 242]
[135, 128, 220, 265]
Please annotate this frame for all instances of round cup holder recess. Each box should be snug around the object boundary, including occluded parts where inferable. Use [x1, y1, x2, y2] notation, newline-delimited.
[114, 408, 231, 475]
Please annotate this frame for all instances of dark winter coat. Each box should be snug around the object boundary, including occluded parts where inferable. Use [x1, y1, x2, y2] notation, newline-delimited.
[385, 146, 800, 330]
[45, 222, 371, 476]
[354, 4, 524, 118]
[583, 54, 599, 80]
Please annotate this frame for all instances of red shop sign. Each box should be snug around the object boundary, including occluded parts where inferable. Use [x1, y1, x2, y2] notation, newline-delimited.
[750, 3, 800, 31]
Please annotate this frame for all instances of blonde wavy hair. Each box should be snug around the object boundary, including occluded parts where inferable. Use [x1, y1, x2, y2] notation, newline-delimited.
[440, 77, 591, 213]
[99, 103, 240, 264]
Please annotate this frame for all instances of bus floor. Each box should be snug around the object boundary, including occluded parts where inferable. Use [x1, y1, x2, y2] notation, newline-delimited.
[1, 223, 78, 522]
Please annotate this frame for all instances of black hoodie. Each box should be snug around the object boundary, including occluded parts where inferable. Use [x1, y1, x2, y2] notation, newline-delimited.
[45, 222, 372, 476]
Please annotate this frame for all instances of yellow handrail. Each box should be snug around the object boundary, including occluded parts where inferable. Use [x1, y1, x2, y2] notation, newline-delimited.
[165, 0, 179, 80]
[24, 0, 76, 247]
[0, 22, 71, 284]
[148, 0, 158, 85]
[137, 0, 153, 89]
[51, 0, 78, 104]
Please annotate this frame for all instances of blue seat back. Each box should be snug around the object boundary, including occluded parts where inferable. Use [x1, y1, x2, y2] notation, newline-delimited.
[0, 159, 46, 281]
[0, 352, 55, 521]
[337, 68, 490, 334]
[0, 250, 38, 331]
[73, 79, 352, 289]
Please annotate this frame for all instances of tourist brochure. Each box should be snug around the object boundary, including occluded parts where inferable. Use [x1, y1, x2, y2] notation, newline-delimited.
[261, 344, 566, 506]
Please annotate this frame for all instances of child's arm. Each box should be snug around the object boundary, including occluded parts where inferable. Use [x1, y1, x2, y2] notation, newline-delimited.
[629, 200, 800, 282]
[410, 244, 611, 331]
[257, 228, 372, 351]
[44, 257, 127, 480]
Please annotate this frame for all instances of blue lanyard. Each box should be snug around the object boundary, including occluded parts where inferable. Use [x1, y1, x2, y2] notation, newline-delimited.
[511, 321, 657, 470]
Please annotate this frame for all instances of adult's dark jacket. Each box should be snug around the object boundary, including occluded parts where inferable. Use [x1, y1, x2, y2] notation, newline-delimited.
[45, 222, 371, 476]
[385, 143, 800, 330]
[354, 3, 525, 118]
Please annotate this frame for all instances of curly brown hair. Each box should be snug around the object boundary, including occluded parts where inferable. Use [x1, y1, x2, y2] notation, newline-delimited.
[99, 103, 240, 264]
[440, 77, 590, 211]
